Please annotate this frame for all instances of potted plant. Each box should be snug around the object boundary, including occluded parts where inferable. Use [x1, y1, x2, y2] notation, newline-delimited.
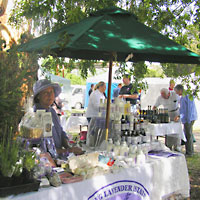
[0, 129, 40, 197]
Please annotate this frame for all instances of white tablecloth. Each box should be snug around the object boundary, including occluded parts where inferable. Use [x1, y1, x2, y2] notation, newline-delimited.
[6, 154, 189, 200]
[147, 122, 186, 142]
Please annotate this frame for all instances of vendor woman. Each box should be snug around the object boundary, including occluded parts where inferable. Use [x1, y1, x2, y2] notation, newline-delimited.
[33, 79, 83, 155]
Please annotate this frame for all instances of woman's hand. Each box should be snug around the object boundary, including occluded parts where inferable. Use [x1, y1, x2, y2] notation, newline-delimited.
[69, 146, 84, 155]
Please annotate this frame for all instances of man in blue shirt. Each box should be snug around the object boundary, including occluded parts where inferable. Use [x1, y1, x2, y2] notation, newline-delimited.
[174, 84, 198, 156]
[113, 83, 122, 99]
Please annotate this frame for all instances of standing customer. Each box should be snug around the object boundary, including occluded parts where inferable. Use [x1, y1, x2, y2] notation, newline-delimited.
[88, 84, 94, 96]
[86, 81, 106, 123]
[153, 88, 180, 151]
[118, 74, 138, 106]
[113, 83, 122, 99]
[33, 79, 83, 155]
[174, 84, 198, 156]
[169, 79, 175, 91]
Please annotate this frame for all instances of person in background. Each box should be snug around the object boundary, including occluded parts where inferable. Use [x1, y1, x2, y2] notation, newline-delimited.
[118, 74, 138, 106]
[174, 84, 198, 156]
[153, 88, 180, 151]
[113, 83, 122, 99]
[88, 84, 94, 96]
[169, 79, 175, 91]
[33, 79, 83, 155]
[86, 81, 106, 123]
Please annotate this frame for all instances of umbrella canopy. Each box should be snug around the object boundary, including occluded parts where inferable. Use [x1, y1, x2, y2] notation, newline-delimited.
[17, 6, 200, 141]
[18, 7, 200, 64]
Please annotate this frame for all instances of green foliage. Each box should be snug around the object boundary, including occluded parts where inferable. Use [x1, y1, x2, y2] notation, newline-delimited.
[8, 0, 200, 96]
[114, 62, 148, 92]
[0, 129, 37, 177]
[9, 0, 118, 34]
[65, 73, 86, 85]
[0, 39, 38, 138]
[0, 129, 19, 177]
[23, 150, 37, 172]
[145, 68, 164, 78]
[41, 56, 97, 79]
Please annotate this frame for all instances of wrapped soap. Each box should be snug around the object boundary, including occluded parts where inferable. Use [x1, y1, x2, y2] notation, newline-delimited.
[47, 172, 62, 187]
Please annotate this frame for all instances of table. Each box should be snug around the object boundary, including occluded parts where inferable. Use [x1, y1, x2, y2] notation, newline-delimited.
[6, 154, 189, 200]
[146, 122, 186, 142]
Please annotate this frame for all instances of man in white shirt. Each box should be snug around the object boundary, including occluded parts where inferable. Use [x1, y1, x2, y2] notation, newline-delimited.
[153, 88, 181, 151]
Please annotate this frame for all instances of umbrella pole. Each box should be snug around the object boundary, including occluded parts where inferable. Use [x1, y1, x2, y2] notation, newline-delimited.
[105, 58, 113, 141]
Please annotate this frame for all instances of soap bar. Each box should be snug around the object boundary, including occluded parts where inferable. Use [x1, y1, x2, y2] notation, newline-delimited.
[61, 175, 83, 184]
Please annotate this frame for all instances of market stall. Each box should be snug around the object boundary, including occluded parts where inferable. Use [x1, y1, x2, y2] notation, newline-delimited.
[4, 86, 190, 200]
[5, 153, 189, 200]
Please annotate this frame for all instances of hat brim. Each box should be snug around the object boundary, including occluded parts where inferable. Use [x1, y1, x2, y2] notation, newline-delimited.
[34, 83, 61, 98]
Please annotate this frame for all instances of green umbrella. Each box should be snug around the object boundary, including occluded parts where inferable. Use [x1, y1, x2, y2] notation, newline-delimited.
[17, 7, 200, 140]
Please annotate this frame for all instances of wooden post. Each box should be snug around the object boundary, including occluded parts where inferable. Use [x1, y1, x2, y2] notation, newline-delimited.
[105, 57, 113, 141]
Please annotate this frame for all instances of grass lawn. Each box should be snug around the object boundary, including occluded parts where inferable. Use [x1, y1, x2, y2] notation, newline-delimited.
[186, 153, 200, 199]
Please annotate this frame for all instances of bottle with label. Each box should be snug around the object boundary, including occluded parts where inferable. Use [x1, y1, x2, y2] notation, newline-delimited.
[125, 115, 130, 131]
[140, 128, 147, 143]
[107, 138, 114, 152]
[113, 140, 121, 156]
[131, 133, 138, 145]
[127, 131, 132, 145]
[160, 108, 164, 123]
[129, 143, 137, 158]
[120, 141, 129, 157]
[119, 99, 125, 116]
[110, 103, 115, 120]
[114, 120, 121, 132]
[121, 115, 126, 133]
[152, 109, 157, 123]
[135, 119, 140, 132]
[124, 101, 131, 116]
[164, 108, 170, 123]
[136, 145, 146, 165]
[129, 115, 134, 131]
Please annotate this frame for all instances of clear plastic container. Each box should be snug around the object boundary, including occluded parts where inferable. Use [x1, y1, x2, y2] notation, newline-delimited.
[120, 141, 129, 157]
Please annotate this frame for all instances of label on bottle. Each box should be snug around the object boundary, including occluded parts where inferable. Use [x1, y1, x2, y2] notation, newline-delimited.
[125, 122, 130, 130]
[115, 123, 121, 131]
[121, 124, 126, 131]
[130, 124, 134, 131]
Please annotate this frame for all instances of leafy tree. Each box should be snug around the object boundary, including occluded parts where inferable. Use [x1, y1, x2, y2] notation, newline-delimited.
[9, 0, 200, 96]
[65, 73, 86, 85]
[0, 39, 38, 138]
